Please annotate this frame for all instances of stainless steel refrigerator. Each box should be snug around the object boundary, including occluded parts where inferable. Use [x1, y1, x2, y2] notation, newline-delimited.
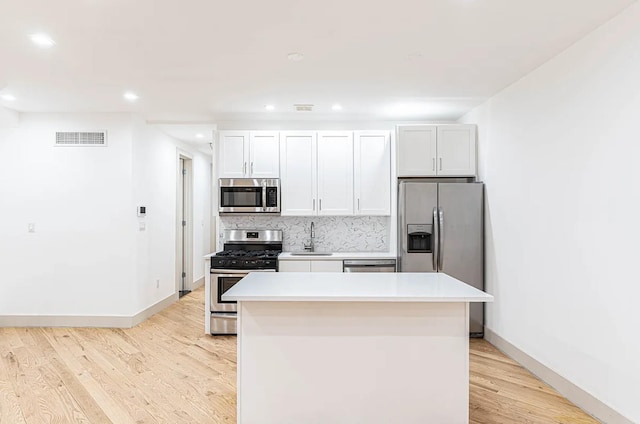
[398, 179, 484, 336]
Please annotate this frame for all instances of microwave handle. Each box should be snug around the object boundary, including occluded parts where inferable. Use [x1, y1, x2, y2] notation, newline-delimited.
[262, 186, 267, 210]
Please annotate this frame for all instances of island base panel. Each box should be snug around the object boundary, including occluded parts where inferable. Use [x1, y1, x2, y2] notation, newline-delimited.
[237, 301, 470, 424]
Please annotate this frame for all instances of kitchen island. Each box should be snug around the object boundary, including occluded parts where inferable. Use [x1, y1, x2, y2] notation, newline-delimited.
[223, 272, 493, 424]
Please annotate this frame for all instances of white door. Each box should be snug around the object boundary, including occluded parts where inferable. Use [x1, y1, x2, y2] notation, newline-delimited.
[397, 125, 437, 177]
[218, 131, 248, 178]
[249, 131, 280, 178]
[437, 125, 476, 176]
[317, 131, 354, 216]
[354, 131, 391, 216]
[280, 132, 317, 216]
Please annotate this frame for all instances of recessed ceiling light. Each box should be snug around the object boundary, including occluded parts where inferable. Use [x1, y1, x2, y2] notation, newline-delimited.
[196, 133, 204, 139]
[1, 94, 16, 101]
[123, 91, 139, 102]
[30, 33, 56, 48]
[331, 104, 343, 111]
[265, 104, 275, 111]
[287, 52, 304, 62]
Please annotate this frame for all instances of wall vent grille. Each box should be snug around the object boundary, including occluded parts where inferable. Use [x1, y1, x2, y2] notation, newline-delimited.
[55, 131, 107, 146]
[294, 104, 314, 112]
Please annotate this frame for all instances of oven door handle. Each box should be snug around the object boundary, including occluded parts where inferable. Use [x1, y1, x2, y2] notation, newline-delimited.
[211, 269, 276, 275]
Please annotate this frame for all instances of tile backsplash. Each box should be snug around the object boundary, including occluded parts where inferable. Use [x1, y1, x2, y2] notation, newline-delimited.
[219, 216, 390, 252]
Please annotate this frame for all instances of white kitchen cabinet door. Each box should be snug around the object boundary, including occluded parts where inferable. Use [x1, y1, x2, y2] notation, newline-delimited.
[218, 131, 249, 178]
[354, 131, 391, 216]
[437, 125, 476, 176]
[278, 260, 311, 272]
[310, 260, 343, 272]
[317, 132, 354, 216]
[280, 132, 317, 216]
[249, 131, 280, 178]
[397, 126, 437, 177]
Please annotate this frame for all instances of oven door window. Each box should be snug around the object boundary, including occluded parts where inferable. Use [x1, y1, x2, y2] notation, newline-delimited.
[220, 187, 262, 208]
[218, 276, 242, 304]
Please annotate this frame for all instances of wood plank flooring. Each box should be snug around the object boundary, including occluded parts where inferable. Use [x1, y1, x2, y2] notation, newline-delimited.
[0, 287, 598, 423]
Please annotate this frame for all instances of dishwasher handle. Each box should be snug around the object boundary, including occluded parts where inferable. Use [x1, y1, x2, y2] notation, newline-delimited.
[343, 260, 397, 272]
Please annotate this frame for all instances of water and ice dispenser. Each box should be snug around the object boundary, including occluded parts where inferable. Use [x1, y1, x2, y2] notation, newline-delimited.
[407, 224, 432, 253]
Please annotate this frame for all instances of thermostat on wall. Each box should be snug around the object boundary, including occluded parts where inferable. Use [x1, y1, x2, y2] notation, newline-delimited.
[137, 206, 146, 217]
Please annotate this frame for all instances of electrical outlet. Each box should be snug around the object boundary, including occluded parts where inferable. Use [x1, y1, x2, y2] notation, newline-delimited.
[156, 279, 160, 288]
[28, 223, 35, 233]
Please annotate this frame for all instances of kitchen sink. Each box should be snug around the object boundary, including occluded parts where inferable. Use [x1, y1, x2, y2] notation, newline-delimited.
[289, 252, 333, 256]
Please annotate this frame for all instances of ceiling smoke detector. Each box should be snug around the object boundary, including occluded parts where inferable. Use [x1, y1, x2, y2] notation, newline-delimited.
[287, 52, 304, 62]
[294, 104, 314, 112]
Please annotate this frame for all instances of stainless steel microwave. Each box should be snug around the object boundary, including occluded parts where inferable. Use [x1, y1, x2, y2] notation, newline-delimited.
[219, 178, 280, 214]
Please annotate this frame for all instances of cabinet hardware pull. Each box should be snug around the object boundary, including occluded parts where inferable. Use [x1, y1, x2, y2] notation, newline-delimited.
[432, 158, 435, 171]
[319, 199, 322, 211]
[357, 198, 360, 211]
[243, 162, 247, 175]
[439, 158, 442, 170]
[251, 162, 254, 174]
[313, 199, 315, 211]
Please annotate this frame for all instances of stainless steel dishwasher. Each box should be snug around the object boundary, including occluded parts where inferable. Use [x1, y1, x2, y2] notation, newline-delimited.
[343, 259, 397, 272]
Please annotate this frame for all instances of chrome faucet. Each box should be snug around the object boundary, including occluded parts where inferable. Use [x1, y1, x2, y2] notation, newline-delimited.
[304, 221, 315, 252]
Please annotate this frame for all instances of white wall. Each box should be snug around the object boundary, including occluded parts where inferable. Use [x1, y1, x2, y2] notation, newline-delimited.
[0, 113, 137, 316]
[0, 112, 211, 321]
[132, 117, 212, 314]
[460, 3, 640, 422]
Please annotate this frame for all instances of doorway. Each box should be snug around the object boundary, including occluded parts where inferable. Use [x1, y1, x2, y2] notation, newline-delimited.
[177, 154, 193, 298]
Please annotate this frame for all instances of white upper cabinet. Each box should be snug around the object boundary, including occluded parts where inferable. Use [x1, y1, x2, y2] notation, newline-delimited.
[317, 132, 354, 216]
[280, 132, 317, 216]
[218, 131, 280, 178]
[218, 131, 248, 178]
[397, 126, 437, 177]
[397, 124, 476, 177]
[354, 131, 391, 216]
[249, 132, 280, 178]
[436, 126, 476, 176]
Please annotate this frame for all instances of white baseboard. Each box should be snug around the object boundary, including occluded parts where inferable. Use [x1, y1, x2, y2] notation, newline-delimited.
[0, 293, 178, 329]
[191, 276, 204, 290]
[0, 314, 134, 328]
[131, 293, 178, 327]
[484, 327, 633, 424]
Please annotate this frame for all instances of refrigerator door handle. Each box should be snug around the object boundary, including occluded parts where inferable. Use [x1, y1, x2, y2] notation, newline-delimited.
[432, 207, 439, 270]
[399, 183, 407, 255]
[438, 207, 445, 270]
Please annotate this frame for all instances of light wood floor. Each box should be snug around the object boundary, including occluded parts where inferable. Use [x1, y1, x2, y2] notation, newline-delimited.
[0, 287, 598, 424]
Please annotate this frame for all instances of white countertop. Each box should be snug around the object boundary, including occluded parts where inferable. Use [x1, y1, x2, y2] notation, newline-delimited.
[278, 252, 396, 260]
[222, 272, 493, 303]
[204, 252, 396, 260]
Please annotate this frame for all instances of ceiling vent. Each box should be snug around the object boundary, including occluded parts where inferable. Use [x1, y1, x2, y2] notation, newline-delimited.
[55, 131, 107, 146]
[294, 104, 314, 112]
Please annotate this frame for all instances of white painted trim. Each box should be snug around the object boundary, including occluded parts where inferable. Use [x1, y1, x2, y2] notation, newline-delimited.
[176, 149, 194, 294]
[131, 293, 178, 327]
[191, 276, 205, 290]
[0, 315, 134, 328]
[0, 293, 177, 329]
[484, 327, 633, 424]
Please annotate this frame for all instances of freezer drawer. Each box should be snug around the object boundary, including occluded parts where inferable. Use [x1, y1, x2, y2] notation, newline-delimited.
[343, 259, 396, 272]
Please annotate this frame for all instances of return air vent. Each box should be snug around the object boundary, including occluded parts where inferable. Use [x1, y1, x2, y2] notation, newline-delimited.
[294, 104, 314, 112]
[55, 131, 107, 146]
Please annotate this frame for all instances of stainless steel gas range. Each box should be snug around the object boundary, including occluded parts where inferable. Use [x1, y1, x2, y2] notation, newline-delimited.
[206, 229, 282, 335]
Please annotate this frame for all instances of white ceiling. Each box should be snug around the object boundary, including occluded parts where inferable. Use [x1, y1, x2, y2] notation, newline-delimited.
[0, 0, 635, 125]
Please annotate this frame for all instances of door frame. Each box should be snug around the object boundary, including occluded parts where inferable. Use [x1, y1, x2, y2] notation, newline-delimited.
[176, 150, 194, 295]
